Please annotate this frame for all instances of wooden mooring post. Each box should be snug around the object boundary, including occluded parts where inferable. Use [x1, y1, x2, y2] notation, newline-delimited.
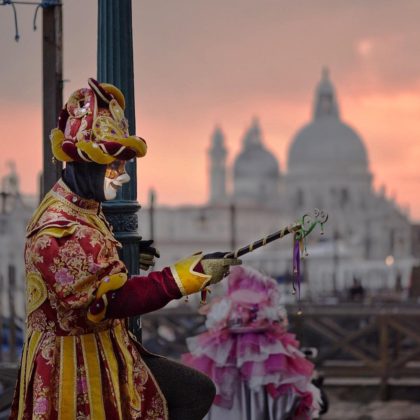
[379, 314, 390, 401]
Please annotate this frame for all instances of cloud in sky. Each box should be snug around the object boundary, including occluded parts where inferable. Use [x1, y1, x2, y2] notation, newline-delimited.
[0, 0, 419, 218]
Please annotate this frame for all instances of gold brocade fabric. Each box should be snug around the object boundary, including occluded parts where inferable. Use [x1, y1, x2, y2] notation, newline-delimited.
[10, 180, 168, 420]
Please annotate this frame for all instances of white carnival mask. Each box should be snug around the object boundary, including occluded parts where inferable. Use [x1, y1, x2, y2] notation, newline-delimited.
[104, 160, 130, 200]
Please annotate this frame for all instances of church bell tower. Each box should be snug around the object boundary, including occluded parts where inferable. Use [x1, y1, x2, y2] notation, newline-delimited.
[208, 126, 227, 204]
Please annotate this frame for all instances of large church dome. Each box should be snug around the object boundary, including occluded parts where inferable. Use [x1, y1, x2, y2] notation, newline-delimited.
[233, 119, 280, 202]
[288, 69, 369, 176]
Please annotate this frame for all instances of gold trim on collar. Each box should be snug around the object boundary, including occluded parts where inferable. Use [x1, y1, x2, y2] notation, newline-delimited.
[50, 189, 100, 215]
[50, 179, 100, 215]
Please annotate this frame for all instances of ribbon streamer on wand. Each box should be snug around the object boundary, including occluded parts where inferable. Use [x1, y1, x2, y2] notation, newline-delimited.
[292, 237, 301, 306]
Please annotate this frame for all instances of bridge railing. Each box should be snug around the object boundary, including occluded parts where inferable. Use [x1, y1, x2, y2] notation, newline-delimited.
[141, 303, 420, 400]
[290, 304, 420, 399]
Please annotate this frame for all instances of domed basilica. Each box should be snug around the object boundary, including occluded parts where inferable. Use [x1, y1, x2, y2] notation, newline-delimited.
[143, 70, 415, 297]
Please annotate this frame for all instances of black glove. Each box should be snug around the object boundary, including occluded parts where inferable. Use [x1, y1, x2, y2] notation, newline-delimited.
[139, 240, 160, 271]
[201, 252, 242, 285]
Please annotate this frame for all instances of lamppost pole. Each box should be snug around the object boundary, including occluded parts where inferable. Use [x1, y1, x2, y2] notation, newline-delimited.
[97, 0, 142, 338]
[41, 1, 63, 198]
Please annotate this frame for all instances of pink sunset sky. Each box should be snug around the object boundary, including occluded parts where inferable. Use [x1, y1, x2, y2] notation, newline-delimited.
[0, 1, 419, 219]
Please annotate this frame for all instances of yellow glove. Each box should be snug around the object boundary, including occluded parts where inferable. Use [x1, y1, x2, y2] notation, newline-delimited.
[201, 252, 242, 285]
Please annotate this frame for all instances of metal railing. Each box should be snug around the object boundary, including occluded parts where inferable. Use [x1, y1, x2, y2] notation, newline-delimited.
[290, 304, 420, 400]
[141, 303, 420, 400]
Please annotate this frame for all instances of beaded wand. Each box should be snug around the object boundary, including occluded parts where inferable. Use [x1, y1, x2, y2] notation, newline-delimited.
[200, 209, 328, 305]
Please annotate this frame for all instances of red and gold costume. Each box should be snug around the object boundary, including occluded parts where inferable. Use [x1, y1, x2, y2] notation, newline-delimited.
[11, 78, 237, 420]
[11, 179, 212, 419]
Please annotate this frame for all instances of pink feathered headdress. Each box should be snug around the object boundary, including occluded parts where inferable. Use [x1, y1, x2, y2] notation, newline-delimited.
[227, 265, 280, 306]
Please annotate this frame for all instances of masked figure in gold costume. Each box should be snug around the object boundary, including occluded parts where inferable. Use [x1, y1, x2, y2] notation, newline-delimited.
[11, 78, 240, 420]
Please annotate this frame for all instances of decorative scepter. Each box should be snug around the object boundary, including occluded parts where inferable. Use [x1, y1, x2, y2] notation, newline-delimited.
[225, 208, 327, 257]
[201, 209, 329, 307]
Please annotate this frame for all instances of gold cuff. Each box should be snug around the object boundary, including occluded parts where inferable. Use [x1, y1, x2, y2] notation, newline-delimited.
[170, 253, 211, 296]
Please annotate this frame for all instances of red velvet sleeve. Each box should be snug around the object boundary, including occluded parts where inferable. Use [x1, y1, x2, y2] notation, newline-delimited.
[105, 267, 183, 318]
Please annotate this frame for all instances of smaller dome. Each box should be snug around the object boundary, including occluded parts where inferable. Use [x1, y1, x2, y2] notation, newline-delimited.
[233, 119, 280, 203]
[234, 118, 280, 179]
[234, 147, 280, 179]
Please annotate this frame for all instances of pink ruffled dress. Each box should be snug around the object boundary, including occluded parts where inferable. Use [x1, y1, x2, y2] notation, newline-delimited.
[182, 266, 320, 420]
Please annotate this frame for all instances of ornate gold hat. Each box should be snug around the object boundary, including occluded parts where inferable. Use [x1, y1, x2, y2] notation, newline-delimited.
[50, 78, 147, 164]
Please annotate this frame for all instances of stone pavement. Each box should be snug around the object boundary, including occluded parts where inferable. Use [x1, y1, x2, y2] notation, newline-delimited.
[323, 398, 420, 420]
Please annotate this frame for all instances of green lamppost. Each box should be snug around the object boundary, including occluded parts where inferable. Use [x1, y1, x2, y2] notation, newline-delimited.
[97, 0, 142, 338]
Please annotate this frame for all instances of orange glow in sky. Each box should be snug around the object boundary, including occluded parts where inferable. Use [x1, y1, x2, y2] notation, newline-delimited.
[1, 1, 419, 219]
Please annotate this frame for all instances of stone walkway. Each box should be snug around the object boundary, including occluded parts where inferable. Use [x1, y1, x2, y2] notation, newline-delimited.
[323, 399, 420, 420]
